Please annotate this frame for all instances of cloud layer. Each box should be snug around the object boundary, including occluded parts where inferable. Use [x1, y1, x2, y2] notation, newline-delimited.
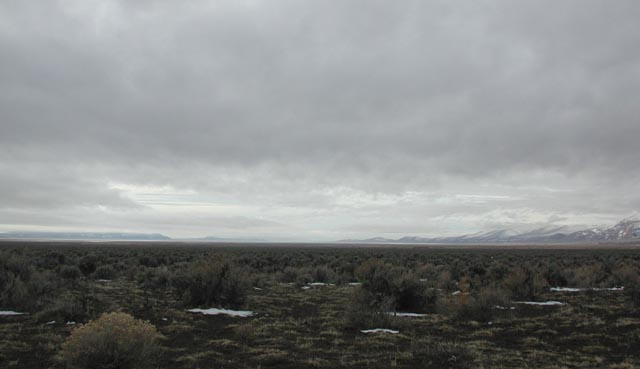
[1, 0, 639, 239]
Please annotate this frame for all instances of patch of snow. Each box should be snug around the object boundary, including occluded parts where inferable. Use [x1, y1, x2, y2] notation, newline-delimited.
[308, 282, 334, 286]
[45, 320, 56, 325]
[451, 290, 462, 295]
[386, 312, 427, 317]
[348, 282, 362, 286]
[161, 317, 168, 321]
[97, 279, 111, 282]
[66, 321, 76, 325]
[550, 287, 581, 292]
[593, 286, 624, 291]
[361, 328, 399, 334]
[493, 305, 515, 310]
[301, 286, 311, 290]
[0, 311, 27, 316]
[514, 301, 565, 306]
[187, 308, 255, 317]
[253, 287, 263, 290]
[550, 286, 624, 292]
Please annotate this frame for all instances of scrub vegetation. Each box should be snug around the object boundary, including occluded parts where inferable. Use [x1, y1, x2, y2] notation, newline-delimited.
[1, 240, 639, 368]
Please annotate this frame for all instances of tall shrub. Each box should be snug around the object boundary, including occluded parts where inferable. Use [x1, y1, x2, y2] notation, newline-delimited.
[60, 312, 162, 369]
[174, 255, 248, 308]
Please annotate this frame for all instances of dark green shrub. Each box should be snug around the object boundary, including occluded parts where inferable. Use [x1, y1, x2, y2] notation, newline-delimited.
[355, 258, 397, 298]
[394, 273, 435, 311]
[544, 264, 568, 287]
[630, 286, 640, 308]
[93, 265, 116, 280]
[173, 255, 248, 308]
[279, 267, 298, 283]
[354, 259, 433, 312]
[0, 253, 34, 310]
[0, 266, 58, 312]
[138, 256, 158, 268]
[2, 253, 32, 280]
[311, 266, 335, 283]
[78, 256, 97, 276]
[612, 264, 639, 287]
[60, 266, 82, 280]
[138, 266, 171, 290]
[437, 270, 456, 291]
[344, 287, 398, 330]
[503, 267, 546, 300]
[0, 273, 30, 310]
[569, 264, 607, 288]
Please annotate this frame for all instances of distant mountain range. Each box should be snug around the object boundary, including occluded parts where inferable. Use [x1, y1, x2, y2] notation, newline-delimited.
[2, 219, 640, 244]
[0, 232, 171, 241]
[338, 219, 640, 244]
[0, 232, 266, 242]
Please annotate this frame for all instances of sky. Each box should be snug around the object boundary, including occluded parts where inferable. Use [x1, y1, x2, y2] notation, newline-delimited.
[1, 0, 639, 241]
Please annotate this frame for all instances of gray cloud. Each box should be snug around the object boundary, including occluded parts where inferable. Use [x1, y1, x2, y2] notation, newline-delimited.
[1, 0, 639, 239]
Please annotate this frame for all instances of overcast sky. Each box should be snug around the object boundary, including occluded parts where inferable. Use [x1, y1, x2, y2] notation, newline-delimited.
[1, 0, 639, 240]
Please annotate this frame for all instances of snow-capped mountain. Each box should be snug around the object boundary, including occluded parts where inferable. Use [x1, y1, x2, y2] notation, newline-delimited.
[569, 219, 640, 241]
[338, 219, 640, 244]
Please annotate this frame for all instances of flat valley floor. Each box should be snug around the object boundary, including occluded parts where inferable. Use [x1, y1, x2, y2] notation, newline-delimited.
[0, 241, 639, 368]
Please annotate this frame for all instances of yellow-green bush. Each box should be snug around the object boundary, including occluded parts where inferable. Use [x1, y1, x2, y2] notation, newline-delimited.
[60, 312, 162, 369]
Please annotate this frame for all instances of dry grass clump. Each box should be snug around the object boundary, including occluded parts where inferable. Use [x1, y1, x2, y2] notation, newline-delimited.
[36, 294, 87, 323]
[442, 287, 509, 323]
[60, 312, 162, 369]
[411, 341, 477, 369]
[234, 322, 257, 345]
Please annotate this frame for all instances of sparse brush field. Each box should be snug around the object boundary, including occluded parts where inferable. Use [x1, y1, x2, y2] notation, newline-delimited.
[1, 241, 640, 369]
